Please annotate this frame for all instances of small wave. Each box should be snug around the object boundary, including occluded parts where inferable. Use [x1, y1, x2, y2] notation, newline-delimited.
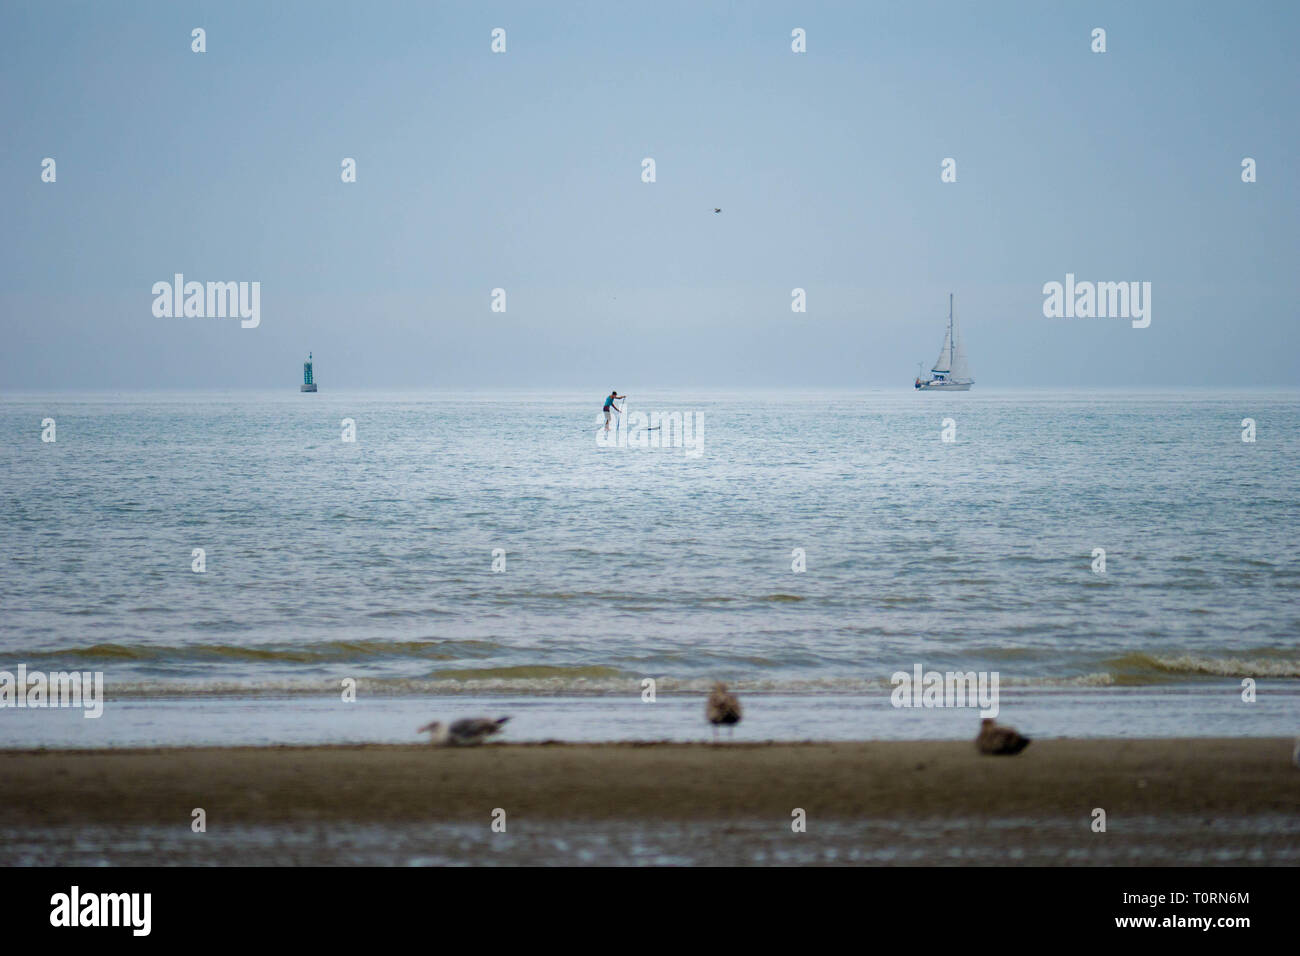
[431, 665, 625, 680]
[364, 608, 453, 619]
[26, 639, 502, 665]
[66, 642, 155, 660]
[1022, 672, 1115, 688]
[1107, 652, 1300, 681]
[87, 671, 1186, 699]
[757, 594, 805, 602]
[16, 646, 1300, 697]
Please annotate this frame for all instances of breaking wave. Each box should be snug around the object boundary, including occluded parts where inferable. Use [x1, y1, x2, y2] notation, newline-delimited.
[1104, 652, 1300, 682]
[8, 643, 1297, 698]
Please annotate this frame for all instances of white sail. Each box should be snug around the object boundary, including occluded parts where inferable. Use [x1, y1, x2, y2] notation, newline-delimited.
[932, 330, 952, 374]
[949, 318, 971, 382]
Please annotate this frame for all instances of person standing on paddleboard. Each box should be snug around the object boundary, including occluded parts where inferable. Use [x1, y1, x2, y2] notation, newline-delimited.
[602, 390, 625, 431]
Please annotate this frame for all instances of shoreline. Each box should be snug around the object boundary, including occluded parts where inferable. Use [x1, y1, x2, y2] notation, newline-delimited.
[6, 687, 1298, 750]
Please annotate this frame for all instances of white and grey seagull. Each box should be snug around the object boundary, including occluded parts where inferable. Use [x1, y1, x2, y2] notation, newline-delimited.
[418, 716, 511, 746]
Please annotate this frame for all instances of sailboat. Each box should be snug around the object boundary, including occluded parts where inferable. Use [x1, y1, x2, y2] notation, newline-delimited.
[915, 294, 973, 391]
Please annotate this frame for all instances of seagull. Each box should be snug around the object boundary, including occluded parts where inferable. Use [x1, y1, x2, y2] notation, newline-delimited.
[418, 716, 511, 746]
[975, 717, 1031, 756]
[706, 682, 742, 740]
[713, 208, 722, 213]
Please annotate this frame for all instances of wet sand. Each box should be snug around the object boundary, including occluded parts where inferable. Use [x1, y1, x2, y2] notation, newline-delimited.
[3, 739, 1296, 864]
[4, 737, 1296, 824]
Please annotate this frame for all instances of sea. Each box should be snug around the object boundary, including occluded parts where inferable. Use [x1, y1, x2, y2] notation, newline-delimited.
[2, 388, 1297, 748]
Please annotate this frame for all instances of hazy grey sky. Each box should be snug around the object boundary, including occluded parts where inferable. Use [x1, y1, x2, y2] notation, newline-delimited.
[2, 1, 1296, 389]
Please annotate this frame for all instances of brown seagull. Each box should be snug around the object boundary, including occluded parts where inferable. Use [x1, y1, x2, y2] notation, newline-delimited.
[975, 717, 1031, 755]
[418, 716, 510, 746]
[706, 682, 742, 740]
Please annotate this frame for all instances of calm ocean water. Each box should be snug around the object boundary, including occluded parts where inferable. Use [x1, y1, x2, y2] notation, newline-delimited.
[2, 388, 1297, 744]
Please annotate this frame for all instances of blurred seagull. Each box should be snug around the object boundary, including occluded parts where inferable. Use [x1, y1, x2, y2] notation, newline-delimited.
[419, 716, 511, 746]
[975, 717, 1031, 756]
[706, 682, 742, 740]
[713, 207, 722, 213]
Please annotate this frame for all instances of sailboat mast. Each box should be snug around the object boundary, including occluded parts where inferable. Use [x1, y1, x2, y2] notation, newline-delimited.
[949, 293, 954, 370]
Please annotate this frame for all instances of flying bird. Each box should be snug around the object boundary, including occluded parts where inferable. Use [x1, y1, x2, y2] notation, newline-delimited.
[713, 207, 722, 213]
[975, 717, 1031, 756]
[706, 682, 742, 740]
[418, 716, 511, 747]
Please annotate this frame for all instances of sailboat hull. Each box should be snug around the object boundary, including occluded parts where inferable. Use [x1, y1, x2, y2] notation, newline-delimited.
[915, 380, 971, 391]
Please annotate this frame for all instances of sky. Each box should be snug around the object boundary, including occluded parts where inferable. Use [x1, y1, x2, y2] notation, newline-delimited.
[1, 0, 1297, 389]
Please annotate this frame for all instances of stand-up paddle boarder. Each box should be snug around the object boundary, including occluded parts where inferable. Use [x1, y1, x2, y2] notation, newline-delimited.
[602, 390, 626, 431]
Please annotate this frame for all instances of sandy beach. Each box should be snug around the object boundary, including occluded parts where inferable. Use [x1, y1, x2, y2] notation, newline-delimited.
[3, 739, 1296, 865]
